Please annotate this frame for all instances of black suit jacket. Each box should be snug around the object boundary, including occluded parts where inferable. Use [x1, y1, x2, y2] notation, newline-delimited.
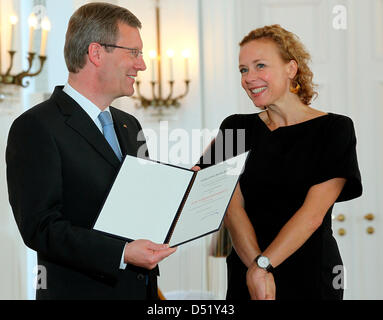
[6, 86, 159, 300]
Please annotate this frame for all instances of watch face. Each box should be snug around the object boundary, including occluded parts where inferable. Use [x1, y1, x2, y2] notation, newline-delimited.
[258, 256, 270, 268]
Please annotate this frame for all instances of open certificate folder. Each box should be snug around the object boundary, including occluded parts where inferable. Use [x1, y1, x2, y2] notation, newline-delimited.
[93, 151, 250, 247]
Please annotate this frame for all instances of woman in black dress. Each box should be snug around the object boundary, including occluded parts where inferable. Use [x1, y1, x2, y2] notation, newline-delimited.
[198, 25, 362, 300]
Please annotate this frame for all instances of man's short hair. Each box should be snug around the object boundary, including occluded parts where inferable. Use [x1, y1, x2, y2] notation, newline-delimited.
[64, 2, 142, 73]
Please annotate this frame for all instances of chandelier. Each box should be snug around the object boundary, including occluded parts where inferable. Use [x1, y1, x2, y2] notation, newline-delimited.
[132, 0, 191, 118]
[0, 10, 50, 103]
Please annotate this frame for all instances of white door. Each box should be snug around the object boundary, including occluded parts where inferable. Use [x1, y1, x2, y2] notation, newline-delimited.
[330, 0, 383, 300]
[236, 0, 383, 299]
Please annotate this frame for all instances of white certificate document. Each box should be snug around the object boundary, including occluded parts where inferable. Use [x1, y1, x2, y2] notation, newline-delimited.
[168, 151, 249, 246]
[93, 152, 249, 246]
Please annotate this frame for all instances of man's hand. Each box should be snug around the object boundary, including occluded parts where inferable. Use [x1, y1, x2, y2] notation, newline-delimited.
[124, 240, 177, 270]
[246, 263, 276, 300]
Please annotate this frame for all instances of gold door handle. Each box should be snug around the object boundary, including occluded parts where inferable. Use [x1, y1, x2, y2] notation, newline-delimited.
[364, 213, 375, 221]
[366, 226, 375, 234]
[338, 228, 346, 236]
[336, 214, 346, 222]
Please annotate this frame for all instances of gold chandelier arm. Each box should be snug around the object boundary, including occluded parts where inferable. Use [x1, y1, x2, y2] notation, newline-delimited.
[23, 55, 47, 77]
[133, 80, 145, 100]
[5, 51, 16, 76]
[165, 80, 175, 101]
[172, 80, 190, 101]
[150, 81, 159, 101]
[132, 80, 155, 108]
[13, 56, 47, 88]
[23, 52, 37, 74]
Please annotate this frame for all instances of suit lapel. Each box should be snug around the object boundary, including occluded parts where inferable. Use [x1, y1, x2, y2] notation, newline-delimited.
[52, 87, 121, 170]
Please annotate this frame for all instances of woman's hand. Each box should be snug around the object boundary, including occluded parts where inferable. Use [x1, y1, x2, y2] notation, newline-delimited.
[246, 263, 276, 300]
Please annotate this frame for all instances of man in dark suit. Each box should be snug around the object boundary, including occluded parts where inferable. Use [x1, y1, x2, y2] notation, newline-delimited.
[6, 3, 176, 300]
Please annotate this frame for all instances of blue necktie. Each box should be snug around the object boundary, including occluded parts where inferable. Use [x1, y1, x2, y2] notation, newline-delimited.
[98, 111, 123, 162]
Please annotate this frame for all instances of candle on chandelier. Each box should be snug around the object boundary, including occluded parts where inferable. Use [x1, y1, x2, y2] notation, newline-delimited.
[182, 49, 191, 80]
[40, 17, 51, 57]
[9, 15, 18, 52]
[166, 49, 174, 82]
[28, 13, 38, 53]
[149, 50, 157, 82]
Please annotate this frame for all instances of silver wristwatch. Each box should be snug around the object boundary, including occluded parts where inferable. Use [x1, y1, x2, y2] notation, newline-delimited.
[255, 255, 274, 273]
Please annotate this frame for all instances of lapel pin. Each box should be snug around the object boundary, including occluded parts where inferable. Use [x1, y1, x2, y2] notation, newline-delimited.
[123, 124, 128, 128]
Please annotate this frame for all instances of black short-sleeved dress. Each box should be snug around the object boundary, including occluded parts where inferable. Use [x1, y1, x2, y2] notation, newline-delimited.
[198, 112, 362, 300]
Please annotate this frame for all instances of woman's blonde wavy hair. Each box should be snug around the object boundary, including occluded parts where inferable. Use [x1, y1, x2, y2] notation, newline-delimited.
[240, 24, 317, 105]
